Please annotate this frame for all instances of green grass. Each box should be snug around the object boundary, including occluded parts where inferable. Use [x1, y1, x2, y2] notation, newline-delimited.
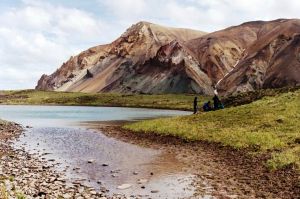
[0, 90, 209, 111]
[267, 146, 300, 170]
[125, 90, 300, 171]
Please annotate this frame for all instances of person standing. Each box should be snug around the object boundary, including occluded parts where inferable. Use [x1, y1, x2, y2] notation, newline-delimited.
[212, 94, 224, 110]
[213, 95, 220, 110]
[193, 97, 198, 114]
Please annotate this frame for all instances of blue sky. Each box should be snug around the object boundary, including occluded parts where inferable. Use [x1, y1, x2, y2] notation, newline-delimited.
[1, 0, 300, 90]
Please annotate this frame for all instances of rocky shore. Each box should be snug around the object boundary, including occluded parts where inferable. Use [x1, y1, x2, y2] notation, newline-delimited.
[0, 120, 127, 199]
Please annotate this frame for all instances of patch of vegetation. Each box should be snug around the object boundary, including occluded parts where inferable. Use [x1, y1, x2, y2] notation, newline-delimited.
[0, 184, 8, 199]
[0, 89, 210, 111]
[8, 176, 14, 182]
[125, 89, 300, 171]
[267, 146, 300, 171]
[0, 176, 26, 198]
[16, 192, 26, 199]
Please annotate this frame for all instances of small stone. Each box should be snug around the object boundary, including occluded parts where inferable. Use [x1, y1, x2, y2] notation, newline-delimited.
[90, 191, 97, 195]
[151, 190, 159, 193]
[117, 184, 132, 190]
[133, 171, 138, 175]
[87, 159, 95, 163]
[63, 193, 72, 198]
[137, 179, 148, 184]
[102, 163, 108, 167]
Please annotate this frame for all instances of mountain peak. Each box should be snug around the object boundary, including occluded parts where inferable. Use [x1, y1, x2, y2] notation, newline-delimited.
[36, 19, 300, 95]
[135, 21, 153, 26]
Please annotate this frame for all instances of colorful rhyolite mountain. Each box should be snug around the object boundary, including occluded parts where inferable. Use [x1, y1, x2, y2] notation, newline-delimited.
[36, 19, 300, 95]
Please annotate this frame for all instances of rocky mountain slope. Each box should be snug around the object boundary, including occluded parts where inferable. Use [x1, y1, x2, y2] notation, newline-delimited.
[36, 22, 208, 94]
[36, 19, 300, 95]
[217, 19, 300, 95]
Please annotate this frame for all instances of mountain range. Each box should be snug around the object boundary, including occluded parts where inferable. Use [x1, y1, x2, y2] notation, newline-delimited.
[36, 19, 300, 96]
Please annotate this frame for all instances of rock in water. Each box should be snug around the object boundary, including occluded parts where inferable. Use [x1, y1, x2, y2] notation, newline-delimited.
[137, 179, 148, 184]
[133, 171, 138, 175]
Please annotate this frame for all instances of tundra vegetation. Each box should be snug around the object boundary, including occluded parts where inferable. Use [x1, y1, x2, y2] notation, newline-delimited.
[0, 90, 204, 111]
[125, 89, 300, 171]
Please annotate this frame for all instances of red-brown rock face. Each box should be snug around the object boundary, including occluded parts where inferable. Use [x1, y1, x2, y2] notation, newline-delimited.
[216, 19, 300, 95]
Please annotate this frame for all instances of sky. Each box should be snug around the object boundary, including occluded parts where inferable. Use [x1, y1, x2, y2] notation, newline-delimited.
[1, 0, 300, 90]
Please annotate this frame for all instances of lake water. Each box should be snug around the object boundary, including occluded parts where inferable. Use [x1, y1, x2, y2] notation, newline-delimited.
[0, 105, 198, 198]
[0, 105, 190, 127]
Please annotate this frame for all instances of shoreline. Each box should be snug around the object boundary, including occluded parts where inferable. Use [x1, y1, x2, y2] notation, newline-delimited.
[0, 103, 193, 112]
[0, 90, 200, 111]
[0, 120, 128, 199]
[89, 122, 300, 198]
[1, 117, 299, 198]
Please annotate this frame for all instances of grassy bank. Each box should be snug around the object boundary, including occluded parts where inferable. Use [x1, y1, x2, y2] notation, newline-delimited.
[1, 87, 298, 111]
[0, 90, 209, 111]
[125, 89, 300, 171]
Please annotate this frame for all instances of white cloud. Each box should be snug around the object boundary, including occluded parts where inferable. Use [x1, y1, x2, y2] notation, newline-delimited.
[0, 1, 107, 90]
[2, 0, 300, 89]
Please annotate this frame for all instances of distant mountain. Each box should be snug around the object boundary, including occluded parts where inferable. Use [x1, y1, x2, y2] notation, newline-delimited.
[36, 19, 300, 95]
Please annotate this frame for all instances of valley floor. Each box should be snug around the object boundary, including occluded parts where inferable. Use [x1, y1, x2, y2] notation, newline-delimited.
[0, 88, 299, 198]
